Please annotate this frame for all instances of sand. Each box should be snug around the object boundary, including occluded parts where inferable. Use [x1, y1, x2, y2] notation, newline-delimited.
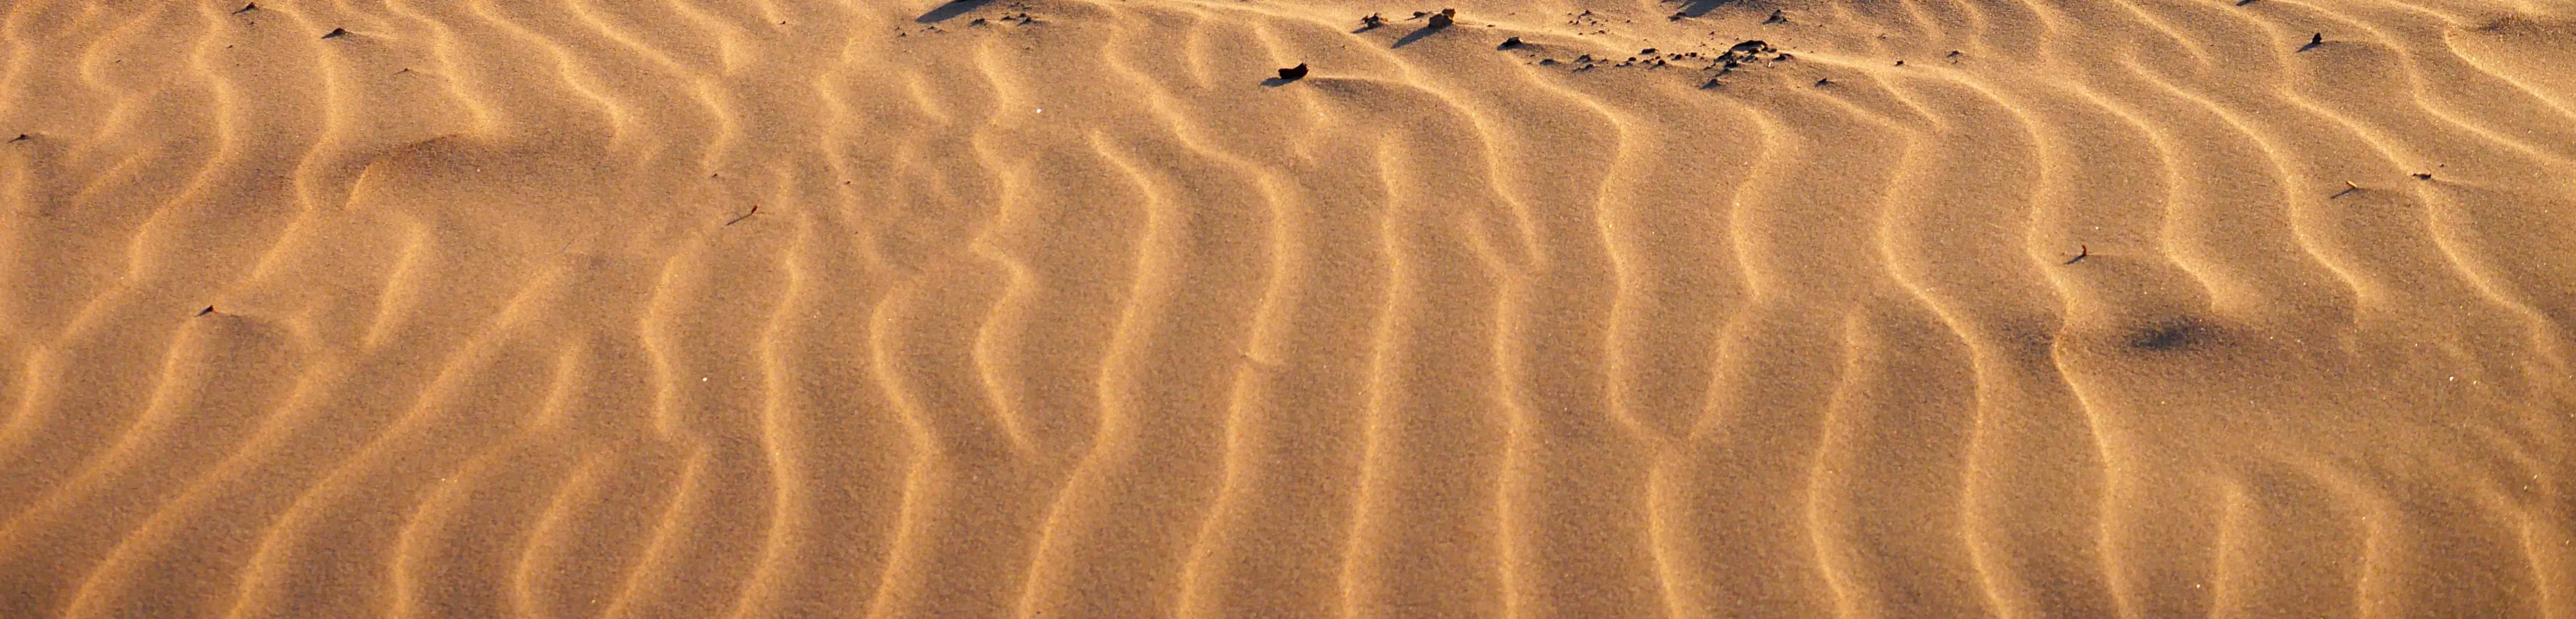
[0, 0, 2571, 616]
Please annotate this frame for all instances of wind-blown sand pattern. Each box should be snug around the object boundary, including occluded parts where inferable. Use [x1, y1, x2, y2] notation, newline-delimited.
[1, 0, 2572, 616]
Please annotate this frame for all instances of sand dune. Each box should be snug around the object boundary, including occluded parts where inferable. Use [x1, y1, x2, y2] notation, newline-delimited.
[1, 0, 2571, 616]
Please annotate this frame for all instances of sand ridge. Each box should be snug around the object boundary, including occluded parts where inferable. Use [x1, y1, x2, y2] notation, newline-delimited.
[1, 0, 2573, 617]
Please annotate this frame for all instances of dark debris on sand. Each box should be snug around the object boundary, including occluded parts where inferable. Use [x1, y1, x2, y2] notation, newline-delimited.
[1502, 34, 1814, 88]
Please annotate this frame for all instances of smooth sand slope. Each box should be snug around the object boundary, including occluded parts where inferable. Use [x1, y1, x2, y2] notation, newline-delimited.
[2, 0, 2573, 617]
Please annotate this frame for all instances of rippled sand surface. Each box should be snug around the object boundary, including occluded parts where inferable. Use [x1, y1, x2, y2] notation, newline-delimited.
[2, 0, 2572, 616]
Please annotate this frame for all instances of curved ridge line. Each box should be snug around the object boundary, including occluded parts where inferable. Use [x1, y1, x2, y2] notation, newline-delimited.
[2313, 10, 2576, 371]
[2252, 17, 2538, 341]
[1006, 128, 1167, 619]
[956, 43, 1041, 460]
[592, 251, 694, 619]
[721, 204, 817, 619]
[378, 0, 501, 135]
[2431, 25, 2576, 129]
[461, 0, 641, 146]
[54, 343, 332, 617]
[1683, 98, 1783, 444]
[2302, 1, 2576, 166]
[858, 281, 936, 619]
[58, 4, 176, 169]
[1802, 311, 1873, 619]
[218, 260, 575, 619]
[1094, 15, 1308, 616]
[2060, 81, 2221, 317]
[2284, 453, 2401, 616]
[507, 445, 613, 619]
[266, 0, 358, 284]
[1973, 58, 2122, 619]
[1871, 71, 2036, 619]
[651, 0, 752, 74]
[0, 0, 228, 497]
[1470, 45, 1653, 619]
[2122, 58, 2372, 323]
[384, 342, 585, 619]
[0, 309, 199, 538]
[1338, 136, 1407, 619]
[2041, 333, 2128, 619]
[1660, 92, 1776, 619]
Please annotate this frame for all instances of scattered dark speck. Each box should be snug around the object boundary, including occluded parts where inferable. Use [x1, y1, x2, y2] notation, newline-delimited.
[321, 27, 349, 39]
[197, 306, 217, 317]
[233, 2, 257, 13]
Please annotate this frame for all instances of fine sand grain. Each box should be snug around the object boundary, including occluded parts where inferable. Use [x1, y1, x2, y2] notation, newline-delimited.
[2, 0, 2572, 617]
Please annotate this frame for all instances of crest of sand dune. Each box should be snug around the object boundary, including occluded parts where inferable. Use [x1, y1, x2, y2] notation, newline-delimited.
[1, 0, 2572, 617]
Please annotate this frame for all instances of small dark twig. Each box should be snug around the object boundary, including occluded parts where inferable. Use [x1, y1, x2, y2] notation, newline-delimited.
[725, 204, 760, 226]
[197, 306, 218, 317]
[322, 27, 349, 39]
[2064, 245, 2089, 265]
[233, 3, 258, 14]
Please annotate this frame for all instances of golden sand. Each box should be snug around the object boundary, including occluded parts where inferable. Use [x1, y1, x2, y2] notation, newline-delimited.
[1, 0, 2572, 616]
